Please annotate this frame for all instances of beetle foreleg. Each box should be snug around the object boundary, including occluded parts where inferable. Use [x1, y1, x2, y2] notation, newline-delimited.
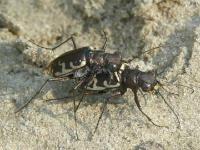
[132, 89, 168, 128]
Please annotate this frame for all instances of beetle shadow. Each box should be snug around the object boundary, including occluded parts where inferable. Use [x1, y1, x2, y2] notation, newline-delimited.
[152, 15, 200, 79]
[0, 41, 31, 104]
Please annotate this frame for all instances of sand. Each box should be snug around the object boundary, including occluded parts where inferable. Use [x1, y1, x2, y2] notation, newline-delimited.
[0, 0, 200, 149]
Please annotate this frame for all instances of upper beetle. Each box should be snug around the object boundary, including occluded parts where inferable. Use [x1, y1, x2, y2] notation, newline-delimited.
[46, 46, 122, 78]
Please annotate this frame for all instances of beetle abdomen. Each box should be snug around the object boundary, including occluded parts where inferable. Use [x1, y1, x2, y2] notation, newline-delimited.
[46, 47, 91, 77]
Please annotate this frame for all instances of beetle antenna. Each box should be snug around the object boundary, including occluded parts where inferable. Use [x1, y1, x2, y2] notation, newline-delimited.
[156, 90, 181, 129]
[157, 81, 179, 96]
[122, 44, 163, 63]
[123, 42, 184, 64]
[142, 44, 163, 54]
[161, 80, 194, 94]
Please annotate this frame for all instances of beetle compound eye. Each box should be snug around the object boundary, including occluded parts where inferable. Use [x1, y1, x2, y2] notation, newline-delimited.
[141, 82, 153, 92]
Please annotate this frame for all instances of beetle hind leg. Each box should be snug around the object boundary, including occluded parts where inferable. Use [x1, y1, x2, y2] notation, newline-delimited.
[15, 76, 70, 113]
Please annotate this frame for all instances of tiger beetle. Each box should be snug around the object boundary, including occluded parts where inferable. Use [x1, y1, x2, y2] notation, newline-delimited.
[14, 32, 185, 140]
[43, 63, 194, 140]
[15, 32, 158, 113]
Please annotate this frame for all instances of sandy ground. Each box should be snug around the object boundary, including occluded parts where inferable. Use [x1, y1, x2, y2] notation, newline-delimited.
[1, 0, 200, 149]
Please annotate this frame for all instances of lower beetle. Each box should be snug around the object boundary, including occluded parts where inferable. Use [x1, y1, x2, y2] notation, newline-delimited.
[46, 63, 189, 138]
[71, 65, 181, 135]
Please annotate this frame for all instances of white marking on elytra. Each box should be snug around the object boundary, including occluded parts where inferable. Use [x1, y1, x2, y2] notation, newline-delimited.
[54, 60, 86, 76]
[54, 61, 72, 76]
[87, 76, 120, 91]
[69, 60, 86, 69]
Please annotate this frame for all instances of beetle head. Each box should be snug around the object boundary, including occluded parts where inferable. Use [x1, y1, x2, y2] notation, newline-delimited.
[138, 70, 159, 92]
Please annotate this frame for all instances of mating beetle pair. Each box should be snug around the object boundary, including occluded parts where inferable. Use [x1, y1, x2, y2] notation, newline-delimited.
[15, 33, 181, 138]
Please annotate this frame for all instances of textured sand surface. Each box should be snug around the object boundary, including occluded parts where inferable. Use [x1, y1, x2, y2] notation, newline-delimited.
[0, 0, 200, 149]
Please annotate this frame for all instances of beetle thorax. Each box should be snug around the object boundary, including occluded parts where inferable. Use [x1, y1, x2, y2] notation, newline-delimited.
[121, 69, 139, 89]
[89, 52, 105, 66]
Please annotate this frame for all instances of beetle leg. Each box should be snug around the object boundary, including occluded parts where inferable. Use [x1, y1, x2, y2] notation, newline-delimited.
[73, 89, 108, 140]
[15, 76, 70, 113]
[101, 30, 107, 51]
[28, 33, 77, 52]
[71, 75, 94, 140]
[44, 75, 93, 103]
[93, 99, 108, 135]
[71, 89, 79, 140]
[74, 83, 91, 112]
[132, 89, 168, 128]
[44, 94, 82, 102]
[92, 90, 122, 138]
[139, 89, 148, 106]
[73, 74, 96, 111]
